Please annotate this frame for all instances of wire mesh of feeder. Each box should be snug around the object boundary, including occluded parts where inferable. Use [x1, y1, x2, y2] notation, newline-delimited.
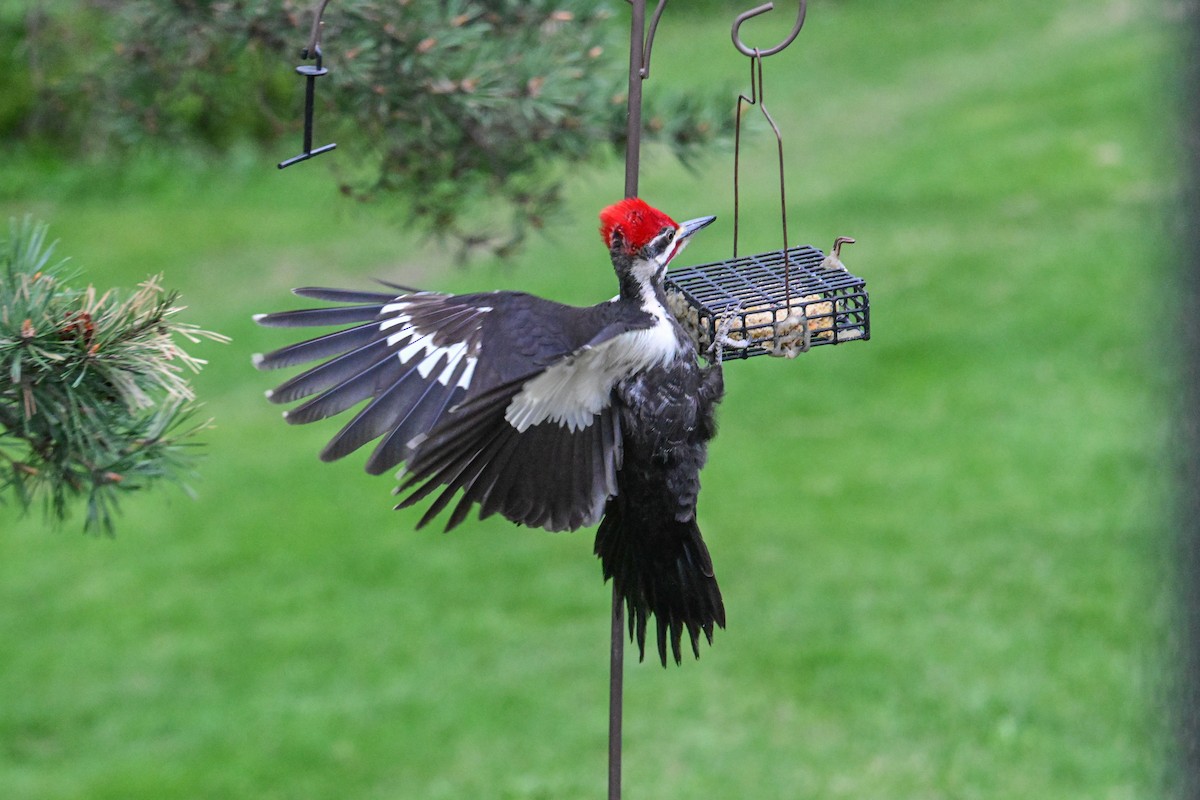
[666, 244, 870, 359]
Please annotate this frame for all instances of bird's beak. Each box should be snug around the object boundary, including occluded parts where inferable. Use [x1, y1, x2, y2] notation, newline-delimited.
[678, 215, 717, 242]
[666, 215, 716, 265]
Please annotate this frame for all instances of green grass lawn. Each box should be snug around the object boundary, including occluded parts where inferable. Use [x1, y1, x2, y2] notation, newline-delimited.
[0, 0, 1179, 797]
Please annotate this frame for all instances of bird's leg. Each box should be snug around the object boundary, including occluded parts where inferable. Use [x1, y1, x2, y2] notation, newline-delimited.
[707, 310, 749, 364]
[700, 353, 726, 408]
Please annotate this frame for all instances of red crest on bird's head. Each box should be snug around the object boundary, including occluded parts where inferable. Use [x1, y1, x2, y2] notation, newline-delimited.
[599, 198, 678, 254]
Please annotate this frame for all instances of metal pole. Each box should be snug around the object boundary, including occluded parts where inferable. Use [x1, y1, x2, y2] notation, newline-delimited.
[612, 3, 647, 794]
[624, 0, 646, 199]
[608, 589, 625, 800]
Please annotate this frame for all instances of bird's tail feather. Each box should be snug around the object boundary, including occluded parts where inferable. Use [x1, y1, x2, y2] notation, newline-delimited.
[594, 501, 725, 666]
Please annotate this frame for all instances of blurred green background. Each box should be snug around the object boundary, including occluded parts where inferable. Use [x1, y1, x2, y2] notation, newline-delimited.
[0, 0, 1179, 797]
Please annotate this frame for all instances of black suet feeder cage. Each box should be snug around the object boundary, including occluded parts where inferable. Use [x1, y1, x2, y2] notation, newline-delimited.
[666, 244, 870, 358]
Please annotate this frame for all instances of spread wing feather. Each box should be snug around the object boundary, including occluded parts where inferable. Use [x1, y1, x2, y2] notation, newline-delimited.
[256, 287, 634, 533]
[322, 355, 469, 465]
[283, 345, 409, 423]
[292, 287, 407, 304]
[253, 323, 381, 371]
[364, 374, 467, 475]
[255, 304, 386, 328]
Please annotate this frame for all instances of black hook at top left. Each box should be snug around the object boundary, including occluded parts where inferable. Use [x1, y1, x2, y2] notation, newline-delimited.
[278, 0, 337, 169]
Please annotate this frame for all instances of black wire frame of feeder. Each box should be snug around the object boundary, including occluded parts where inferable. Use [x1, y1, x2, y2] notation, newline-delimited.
[665, 245, 870, 359]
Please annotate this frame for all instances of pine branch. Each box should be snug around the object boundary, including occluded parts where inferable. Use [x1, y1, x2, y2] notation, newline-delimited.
[0, 217, 229, 533]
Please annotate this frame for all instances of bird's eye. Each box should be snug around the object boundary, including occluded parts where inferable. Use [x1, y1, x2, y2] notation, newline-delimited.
[648, 227, 675, 255]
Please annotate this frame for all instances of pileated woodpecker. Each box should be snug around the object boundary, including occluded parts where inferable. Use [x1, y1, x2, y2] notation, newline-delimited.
[254, 198, 726, 665]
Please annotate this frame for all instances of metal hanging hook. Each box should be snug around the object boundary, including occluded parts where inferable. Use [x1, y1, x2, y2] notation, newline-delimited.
[730, 0, 808, 254]
[731, 0, 807, 58]
[732, 53, 789, 273]
[730, 0, 807, 322]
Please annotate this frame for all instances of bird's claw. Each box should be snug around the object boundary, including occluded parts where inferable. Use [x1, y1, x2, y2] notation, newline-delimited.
[707, 311, 749, 364]
[769, 309, 811, 359]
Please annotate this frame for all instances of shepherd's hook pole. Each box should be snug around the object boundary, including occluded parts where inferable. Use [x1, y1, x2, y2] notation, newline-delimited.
[623, 0, 646, 200]
[610, 0, 643, 790]
[611, 2, 665, 797]
[608, 588, 625, 800]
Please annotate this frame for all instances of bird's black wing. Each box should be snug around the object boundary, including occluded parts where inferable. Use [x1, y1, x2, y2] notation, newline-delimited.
[255, 287, 647, 532]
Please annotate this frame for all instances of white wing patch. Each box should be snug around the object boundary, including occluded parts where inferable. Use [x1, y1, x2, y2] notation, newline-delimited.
[505, 319, 680, 432]
[378, 298, 488, 391]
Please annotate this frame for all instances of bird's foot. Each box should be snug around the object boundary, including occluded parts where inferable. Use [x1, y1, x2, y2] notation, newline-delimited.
[769, 310, 811, 359]
[708, 311, 749, 364]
